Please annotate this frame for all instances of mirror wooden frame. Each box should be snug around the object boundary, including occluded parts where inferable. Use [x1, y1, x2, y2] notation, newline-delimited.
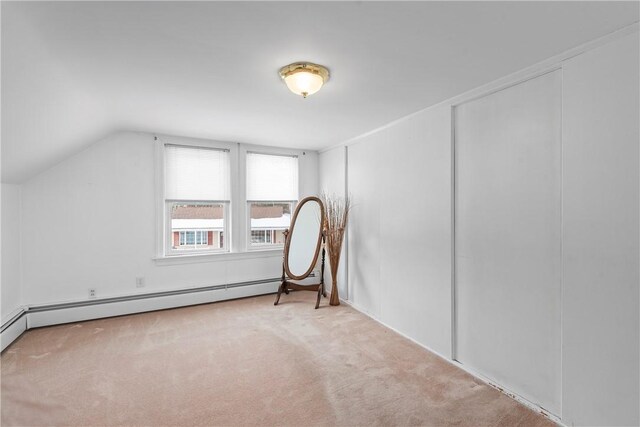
[274, 196, 327, 309]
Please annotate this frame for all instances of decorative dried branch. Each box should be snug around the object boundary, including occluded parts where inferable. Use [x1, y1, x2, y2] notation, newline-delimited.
[320, 192, 351, 305]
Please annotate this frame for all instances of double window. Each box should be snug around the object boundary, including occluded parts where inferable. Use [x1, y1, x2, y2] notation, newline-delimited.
[161, 141, 299, 256]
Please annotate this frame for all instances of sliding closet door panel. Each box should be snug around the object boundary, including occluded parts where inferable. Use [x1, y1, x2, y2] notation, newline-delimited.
[455, 70, 561, 415]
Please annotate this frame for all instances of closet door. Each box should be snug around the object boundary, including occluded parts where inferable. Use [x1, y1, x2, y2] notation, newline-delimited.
[454, 70, 561, 415]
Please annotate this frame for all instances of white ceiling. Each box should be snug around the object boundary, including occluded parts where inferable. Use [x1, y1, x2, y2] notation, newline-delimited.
[2, 1, 638, 183]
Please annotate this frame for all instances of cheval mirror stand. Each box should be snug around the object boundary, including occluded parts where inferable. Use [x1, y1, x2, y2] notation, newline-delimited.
[274, 196, 327, 309]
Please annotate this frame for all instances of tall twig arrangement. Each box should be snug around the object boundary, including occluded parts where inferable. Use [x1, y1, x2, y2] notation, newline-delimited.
[321, 193, 351, 306]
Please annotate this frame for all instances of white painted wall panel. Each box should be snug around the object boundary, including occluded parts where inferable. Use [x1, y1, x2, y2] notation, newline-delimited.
[318, 147, 345, 200]
[348, 136, 383, 318]
[346, 104, 453, 357]
[299, 150, 319, 199]
[455, 71, 562, 415]
[1, 183, 22, 322]
[562, 33, 639, 427]
[318, 146, 348, 299]
[377, 107, 453, 356]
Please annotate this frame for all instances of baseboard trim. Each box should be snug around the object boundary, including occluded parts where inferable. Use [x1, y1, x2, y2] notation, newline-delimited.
[1, 308, 26, 333]
[1, 310, 27, 352]
[1, 278, 281, 352]
[339, 298, 565, 427]
[27, 277, 280, 313]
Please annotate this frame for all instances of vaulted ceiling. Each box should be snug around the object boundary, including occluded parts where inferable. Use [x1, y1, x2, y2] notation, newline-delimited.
[2, 1, 638, 183]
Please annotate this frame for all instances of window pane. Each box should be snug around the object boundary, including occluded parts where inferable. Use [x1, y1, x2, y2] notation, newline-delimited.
[170, 203, 225, 251]
[165, 145, 231, 201]
[251, 230, 264, 244]
[246, 153, 298, 201]
[249, 202, 291, 247]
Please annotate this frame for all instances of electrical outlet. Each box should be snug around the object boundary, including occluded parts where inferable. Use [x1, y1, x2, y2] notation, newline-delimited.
[135, 277, 145, 288]
[88, 288, 96, 299]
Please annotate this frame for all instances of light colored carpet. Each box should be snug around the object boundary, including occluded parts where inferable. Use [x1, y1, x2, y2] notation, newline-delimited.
[1, 292, 555, 426]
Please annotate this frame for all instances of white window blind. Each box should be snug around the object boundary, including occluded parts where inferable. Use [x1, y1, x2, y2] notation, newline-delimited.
[246, 152, 298, 201]
[165, 145, 231, 201]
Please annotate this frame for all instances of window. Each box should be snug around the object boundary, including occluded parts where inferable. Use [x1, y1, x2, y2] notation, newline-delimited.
[251, 230, 271, 244]
[164, 145, 230, 254]
[157, 139, 308, 259]
[246, 152, 298, 249]
[179, 230, 209, 246]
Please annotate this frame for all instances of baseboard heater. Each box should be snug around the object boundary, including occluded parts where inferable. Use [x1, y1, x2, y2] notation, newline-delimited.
[1, 276, 282, 351]
[1, 309, 27, 334]
[28, 277, 281, 313]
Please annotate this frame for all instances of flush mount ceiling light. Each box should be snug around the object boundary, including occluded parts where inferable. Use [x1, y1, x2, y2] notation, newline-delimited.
[279, 62, 330, 98]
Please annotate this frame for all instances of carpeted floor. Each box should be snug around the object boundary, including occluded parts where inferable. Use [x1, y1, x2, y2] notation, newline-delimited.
[1, 292, 554, 426]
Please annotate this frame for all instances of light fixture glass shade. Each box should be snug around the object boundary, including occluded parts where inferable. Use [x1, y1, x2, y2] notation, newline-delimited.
[284, 71, 324, 98]
[279, 62, 330, 98]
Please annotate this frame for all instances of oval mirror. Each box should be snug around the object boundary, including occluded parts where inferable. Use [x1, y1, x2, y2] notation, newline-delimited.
[284, 196, 325, 280]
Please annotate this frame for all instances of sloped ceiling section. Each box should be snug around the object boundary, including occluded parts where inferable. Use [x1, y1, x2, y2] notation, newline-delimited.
[1, 3, 112, 184]
[2, 1, 638, 183]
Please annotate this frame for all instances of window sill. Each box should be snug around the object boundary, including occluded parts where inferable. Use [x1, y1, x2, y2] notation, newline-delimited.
[153, 249, 283, 266]
[248, 245, 285, 251]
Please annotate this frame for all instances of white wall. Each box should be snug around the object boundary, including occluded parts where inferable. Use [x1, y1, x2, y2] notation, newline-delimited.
[321, 31, 639, 425]
[299, 151, 319, 201]
[1, 184, 22, 322]
[455, 70, 562, 415]
[346, 104, 453, 359]
[318, 146, 348, 299]
[19, 132, 318, 306]
[561, 32, 639, 426]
